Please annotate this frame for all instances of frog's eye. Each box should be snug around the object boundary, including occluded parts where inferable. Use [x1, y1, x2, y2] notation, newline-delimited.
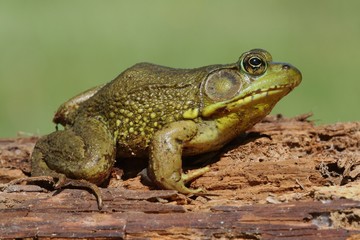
[204, 70, 243, 101]
[242, 54, 267, 76]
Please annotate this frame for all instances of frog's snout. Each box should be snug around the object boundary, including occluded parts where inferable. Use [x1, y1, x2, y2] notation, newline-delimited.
[281, 64, 291, 70]
[281, 63, 302, 87]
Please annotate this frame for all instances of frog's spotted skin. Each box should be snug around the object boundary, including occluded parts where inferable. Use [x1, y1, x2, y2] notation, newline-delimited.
[96, 70, 201, 149]
[76, 63, 220, 157]
[30, 49, 302, 206]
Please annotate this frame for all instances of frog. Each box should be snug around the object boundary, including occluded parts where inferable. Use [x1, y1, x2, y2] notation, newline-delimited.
[28, 49, 301, 208]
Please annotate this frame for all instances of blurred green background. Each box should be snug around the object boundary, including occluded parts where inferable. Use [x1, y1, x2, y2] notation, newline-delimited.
[1, 0, 359, 138]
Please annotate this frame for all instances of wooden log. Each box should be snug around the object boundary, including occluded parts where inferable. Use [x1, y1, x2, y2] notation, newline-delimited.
[0, 114, 359, 239]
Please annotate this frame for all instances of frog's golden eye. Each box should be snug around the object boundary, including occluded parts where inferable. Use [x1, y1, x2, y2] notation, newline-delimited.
[204, 70, 243, 101]
[242, 54, 267, 76]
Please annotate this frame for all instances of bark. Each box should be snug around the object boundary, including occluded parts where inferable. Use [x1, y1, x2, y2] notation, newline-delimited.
[0, 113, 359, 239]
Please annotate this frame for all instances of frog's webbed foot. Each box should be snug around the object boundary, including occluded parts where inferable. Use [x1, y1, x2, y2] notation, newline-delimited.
[182, 166, 210, 184]
[149, 121, 211, 194]
[58, 178, 103, 209]
[1, 175, 104, 209]
[171, 166, 211, 194]
[140, 166, 210, 194]
[40, 173, 104, 209]
[0, 176, 56, 191]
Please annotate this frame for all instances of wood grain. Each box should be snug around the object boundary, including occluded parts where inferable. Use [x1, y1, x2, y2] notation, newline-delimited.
[1, 114, 359, 239]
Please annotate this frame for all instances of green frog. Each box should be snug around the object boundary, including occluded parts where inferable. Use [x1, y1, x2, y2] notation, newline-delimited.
[29, 49, 301, 208]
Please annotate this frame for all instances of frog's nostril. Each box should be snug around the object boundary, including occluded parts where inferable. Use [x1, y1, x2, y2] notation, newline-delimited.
[282, 64, 290, 70]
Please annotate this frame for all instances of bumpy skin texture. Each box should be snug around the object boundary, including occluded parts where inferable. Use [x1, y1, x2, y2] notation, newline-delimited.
[31, 49, 302, 195]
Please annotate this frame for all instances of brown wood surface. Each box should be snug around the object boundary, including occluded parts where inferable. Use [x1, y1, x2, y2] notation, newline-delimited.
[0, 114, 359, 239]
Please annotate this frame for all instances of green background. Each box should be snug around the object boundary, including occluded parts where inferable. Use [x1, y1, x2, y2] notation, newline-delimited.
[1, 0, 359, 138]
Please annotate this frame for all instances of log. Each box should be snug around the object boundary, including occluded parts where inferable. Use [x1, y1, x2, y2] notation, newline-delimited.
[0, 114, 359, 239]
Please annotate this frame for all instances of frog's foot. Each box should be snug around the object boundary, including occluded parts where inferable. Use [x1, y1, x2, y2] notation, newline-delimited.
[152, 167, 210, 195]
[1, 176, 103, 210]
[59, 179, 103, 210]
[139, 166, 210, 194]
[0, 176, 56, 191]
[43, 174, 104, 210]
[171, 166, 211, 194]
[167, 175, 206, 195]
[182, 166, 210, 184]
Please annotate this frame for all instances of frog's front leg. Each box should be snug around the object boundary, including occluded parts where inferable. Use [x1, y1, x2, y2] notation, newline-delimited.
[148, 121, 210, 194]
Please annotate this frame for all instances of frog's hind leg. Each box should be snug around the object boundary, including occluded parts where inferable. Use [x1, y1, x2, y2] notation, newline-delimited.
[29, 117, 116, 209]
[1, 136, 68, 194]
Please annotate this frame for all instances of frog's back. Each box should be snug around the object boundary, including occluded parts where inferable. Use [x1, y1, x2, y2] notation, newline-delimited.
[78, 63, 218, 156]
[107, 63, 215, 92]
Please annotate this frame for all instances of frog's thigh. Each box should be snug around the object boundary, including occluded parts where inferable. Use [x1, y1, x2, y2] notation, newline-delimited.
[31, 118, 116, 185]
[31, 133, 68, 180]
[149, 120, 206, 194]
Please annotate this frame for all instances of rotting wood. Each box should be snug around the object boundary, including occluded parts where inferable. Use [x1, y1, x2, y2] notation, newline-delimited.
[0, 114, 359, 239]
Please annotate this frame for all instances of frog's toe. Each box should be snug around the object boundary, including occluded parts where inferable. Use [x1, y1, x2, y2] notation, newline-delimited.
[52, 174, 67, 189]
[182, 166, 210, 184]
[186, 186, 207, 194]
[61, 179, 103, 209]
[170, 178, 207, 195]
[0, 176, 56, 191]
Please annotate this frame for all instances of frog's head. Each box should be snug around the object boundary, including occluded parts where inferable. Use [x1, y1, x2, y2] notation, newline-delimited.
[197, 49, 302, 121]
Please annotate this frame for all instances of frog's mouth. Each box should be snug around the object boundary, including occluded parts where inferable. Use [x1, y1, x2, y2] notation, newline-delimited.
[202, 83, 296, 118]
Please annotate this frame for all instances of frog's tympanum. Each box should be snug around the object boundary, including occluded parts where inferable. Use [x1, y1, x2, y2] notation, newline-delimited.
[30, 49, 301, 208]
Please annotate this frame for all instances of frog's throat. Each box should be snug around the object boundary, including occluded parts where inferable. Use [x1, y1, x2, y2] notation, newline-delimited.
[201, 83, 296, 118]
